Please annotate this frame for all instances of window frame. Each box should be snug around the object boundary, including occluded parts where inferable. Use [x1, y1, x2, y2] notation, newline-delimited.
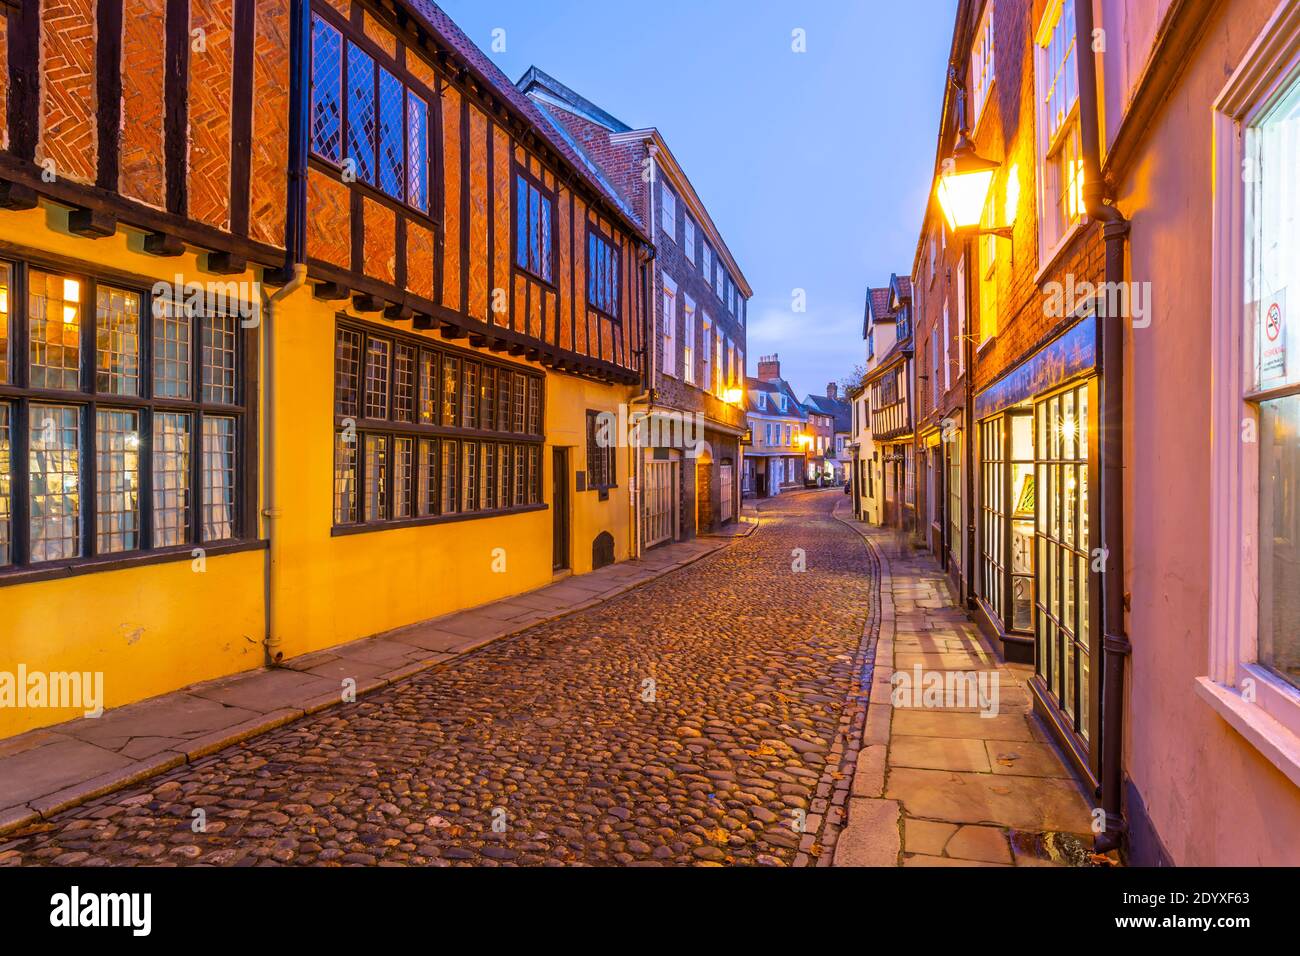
[683, 295, 696, 385]
[1033, 0, 1085, 269]
[513, 165, 558, 288]
[1205, 1, 1300, 784]
[660, 183, 677, 241]
[970, 0, 996, 133]
[332, 317, 546, 535]
[584, 409, 617, 495]
[0, 256, 258, 584]
[585, 223, 621, 320]
[307, 6, 436, 220]
[661, 273, 677, 379]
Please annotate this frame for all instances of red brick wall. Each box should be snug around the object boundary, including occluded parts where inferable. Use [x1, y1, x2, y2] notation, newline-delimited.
[249, 0, 290, 245]
[959, 0, 1106, 396]
[0, 16, 9, 153]
[38, 0, 98, 184]
[120, 0, 167, 209]
[188, 0, 235, 229]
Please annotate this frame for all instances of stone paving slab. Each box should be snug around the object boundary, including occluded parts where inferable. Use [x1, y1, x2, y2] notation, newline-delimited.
[0, 532, 733, 836]
[831, 502, 1101, 868]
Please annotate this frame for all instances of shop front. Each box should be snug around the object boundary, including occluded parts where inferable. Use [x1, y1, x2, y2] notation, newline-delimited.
[974, 313, 1101, 779]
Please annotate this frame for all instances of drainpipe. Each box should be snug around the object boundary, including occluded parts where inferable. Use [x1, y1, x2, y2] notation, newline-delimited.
[626, 147, 659, 559]
[963, 235, 977, 605]
[262, 0, 311, 665]
[1075, 0, 1131, 855]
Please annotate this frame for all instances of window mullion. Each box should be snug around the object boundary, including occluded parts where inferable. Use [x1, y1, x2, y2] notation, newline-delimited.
[81, 400, 96, 560]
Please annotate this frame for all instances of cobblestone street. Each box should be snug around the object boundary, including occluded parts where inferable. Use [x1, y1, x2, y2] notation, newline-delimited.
[2, 489, 876, 867]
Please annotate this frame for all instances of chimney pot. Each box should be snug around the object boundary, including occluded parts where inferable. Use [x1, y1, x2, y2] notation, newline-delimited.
[757, 354, 781, 382]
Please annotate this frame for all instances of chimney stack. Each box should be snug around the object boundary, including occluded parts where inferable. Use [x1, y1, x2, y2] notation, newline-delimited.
[827, 382, 839, 400]
[757, 354, 781, 382]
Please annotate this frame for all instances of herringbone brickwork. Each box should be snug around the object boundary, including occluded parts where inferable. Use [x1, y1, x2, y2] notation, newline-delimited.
[188, 0, 234, 229]
[120, 0, 167, 208]
[38, 0, 97, 184]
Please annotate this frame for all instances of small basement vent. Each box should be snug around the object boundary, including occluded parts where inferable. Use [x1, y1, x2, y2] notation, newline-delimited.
[592, 531, 615, 570]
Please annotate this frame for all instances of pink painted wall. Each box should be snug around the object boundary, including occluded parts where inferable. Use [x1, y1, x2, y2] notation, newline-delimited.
[1114, 0, 1300, 865]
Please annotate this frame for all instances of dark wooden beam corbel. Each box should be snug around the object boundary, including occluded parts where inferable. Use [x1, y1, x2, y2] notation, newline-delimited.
[313, 281, 350, 301]
[0, 179, 39, 210]
[143, 232, 185, 257]
[351, 293, 385, 313]
[206, 251, 247, 275]
[384, 299, 416, 321]
[67, 207, 116, 239]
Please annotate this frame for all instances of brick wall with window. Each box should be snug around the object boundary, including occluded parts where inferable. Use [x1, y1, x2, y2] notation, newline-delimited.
[960, 0, 1106, 395]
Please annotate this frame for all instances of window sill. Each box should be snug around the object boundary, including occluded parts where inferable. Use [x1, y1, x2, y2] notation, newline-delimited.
[331, 503, 548, 536]
[1195, 675, 1300, 789]
[977, 335, 997, 355]
[0, 539, 267, 588]
[1033, 218, 1089, 287]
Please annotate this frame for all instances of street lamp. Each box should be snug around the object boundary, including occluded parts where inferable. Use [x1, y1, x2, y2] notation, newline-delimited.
[935, 70, 1014, 240]
[724, 387, 744, 405]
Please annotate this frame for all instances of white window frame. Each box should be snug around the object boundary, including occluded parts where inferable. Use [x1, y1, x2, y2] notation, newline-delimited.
[660, 184, 676, 242]
[683, 295, 696, 385]
[684, 217, 696, 264]
[1033, 0, 1085, 272]
[702, 243, 712, 283]
[943, 298, 952, 391]
[1205, 0, 1300, 787]
[661, 273, 677, 378]
[931, 327, 940, 408]
[956, 258, 967, 374]
[971, 0, 996, 132]
[714, 328, 724, 397]
[701, 314, 713, 393]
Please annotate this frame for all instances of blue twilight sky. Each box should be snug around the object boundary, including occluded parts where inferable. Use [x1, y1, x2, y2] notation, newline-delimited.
[437, 0, 956, 398]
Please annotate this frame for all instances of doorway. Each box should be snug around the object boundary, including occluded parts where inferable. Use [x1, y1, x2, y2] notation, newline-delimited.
[552, 448, 570, 571]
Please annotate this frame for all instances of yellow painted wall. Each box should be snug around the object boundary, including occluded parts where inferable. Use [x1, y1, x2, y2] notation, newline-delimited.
[265, 286, 635, 660]
[0, 207, 636, 740]
[0, 206, 268, 738]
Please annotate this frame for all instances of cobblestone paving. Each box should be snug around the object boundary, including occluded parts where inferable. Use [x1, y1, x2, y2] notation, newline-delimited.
[1, 490, 875, 867]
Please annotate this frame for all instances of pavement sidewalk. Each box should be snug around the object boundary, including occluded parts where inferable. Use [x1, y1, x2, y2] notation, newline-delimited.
[831, 502, 1103, 867]
[0, 520, 757, 836]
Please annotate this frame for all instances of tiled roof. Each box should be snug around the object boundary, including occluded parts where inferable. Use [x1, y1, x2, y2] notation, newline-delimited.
[869, 287, 894, 319]
[803, 394, 853, 432]
[403, 1, 648, 239]
[745, 377, 807, 418]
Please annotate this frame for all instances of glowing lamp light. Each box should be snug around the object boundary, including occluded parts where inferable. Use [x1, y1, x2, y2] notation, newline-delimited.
[936, 143, 1000, 233]
[724, 387, 744, 405]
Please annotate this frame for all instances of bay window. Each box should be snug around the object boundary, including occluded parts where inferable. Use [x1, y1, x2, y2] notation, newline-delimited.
[0, 259, 253, 576]
[1203, 4, 1300, 785]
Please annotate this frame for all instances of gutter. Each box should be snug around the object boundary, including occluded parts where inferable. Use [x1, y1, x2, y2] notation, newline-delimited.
[262, 0, 312, 666]
[1075, 0, 1132, 857]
